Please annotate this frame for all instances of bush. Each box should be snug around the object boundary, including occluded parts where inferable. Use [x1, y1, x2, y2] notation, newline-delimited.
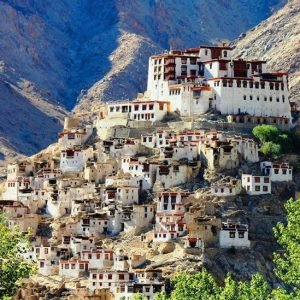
[261, 142, 282, 160]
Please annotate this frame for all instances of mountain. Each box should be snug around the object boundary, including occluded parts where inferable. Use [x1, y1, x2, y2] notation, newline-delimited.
[0, 0, 286, 164]
[233, 0, 300, 101]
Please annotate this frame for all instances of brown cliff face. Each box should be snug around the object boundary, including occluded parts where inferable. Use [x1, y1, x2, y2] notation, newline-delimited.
[234, 0, 300, 101]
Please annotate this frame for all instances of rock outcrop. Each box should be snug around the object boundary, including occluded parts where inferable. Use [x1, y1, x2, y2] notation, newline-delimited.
[234, 0, 300, 101]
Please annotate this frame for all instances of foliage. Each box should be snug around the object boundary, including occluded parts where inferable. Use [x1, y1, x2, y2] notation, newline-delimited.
[169, 270, 220, 300]
[260, 142, 282, 159]
[0, 213, 36, 299]
[253, 125, 281, 143]
[251, 125, 300, 159]
[154, 271, 271, 300]
[273, 198, 300, 297]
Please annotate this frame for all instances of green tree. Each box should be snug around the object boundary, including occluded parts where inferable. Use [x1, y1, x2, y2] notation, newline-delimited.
[0, 213, 36, 298]
[261, 141, 282, 160]
[237, 273, 271, 300]
[273, 198, 300, 296]
[154, 291, 169, 300]
[169, 270, 220, 300]
[253, 125, 280, 143]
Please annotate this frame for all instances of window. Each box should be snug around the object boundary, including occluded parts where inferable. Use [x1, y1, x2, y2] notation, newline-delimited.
[224, 50, 227, 57]
[270, 83, 274, 90]
[149, 104, 154, 110]
[264, 97, 267, 101]
[134, 105, 139, 111]
[71, 264, 75, 269]
[250, 95, 253, 100]
[65, 264, 69, 269]
[277, 97, 280, 102]
[108, 274, 112, 280]
[222, 80, 227, 87]
[159, 103, 164, 111]
[282, 95, 285, 102]
[274, 169, 279, 174]
[270, 97, 272, 102]
[249, 82, 253, 88]
[263, 186, 268, 192]
[257, 96, 260, 101]
[238, 232, 245, 238]
[261, 82, 265, 89]
[119, 274, 125, 280]
[282, 169, 287, 175]
[79, 264, 85, 270]
[254, 177, 260, 183]
[142, 105, 147, 110]
[264, 177, 270, 183]
[243, 81, 247, 88]
[255, 82, 259, 89]
[255, 186, 261, 191]
[229, 232, 235, 238]
[109, 107, 114, 113]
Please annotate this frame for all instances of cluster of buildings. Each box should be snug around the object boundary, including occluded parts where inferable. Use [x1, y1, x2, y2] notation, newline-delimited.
[102, 44, 293, 129]
[0, 44, 295, 299]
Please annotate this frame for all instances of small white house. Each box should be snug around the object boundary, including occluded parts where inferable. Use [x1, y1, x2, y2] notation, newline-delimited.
[130, 100, 170, 122]
[219, 222, 251, 248]
[59, 259, 89, 278]
[81, 249, 114, 269]
[210, 179, 241, 197]
[242, 174, 271, 195]
[261, 161, 292, 182]
[88, 270, 135, 291]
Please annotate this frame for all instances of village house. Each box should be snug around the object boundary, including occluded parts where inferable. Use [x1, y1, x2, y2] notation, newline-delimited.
[229, 136, 259, 163]
[199, 140, 239, 171]
[210, 178, 242, 197]
[58, 117, 93, 145]
[261, 161, 293, 182]
[160, 141, 198, 161]
[242, 174, 271, 195]
[60, 146, 94, 173]
[88, 270, 135, 291]
[186, 215, 220, 247]
[8, 213, 40, 234]
[81, 249, 114, 270]
[59, 259, 89, 278]
[65, 213, 110, 237]
[155, 162, 196, 190]
[153, 191, 190, 242]
[121, 156, 156, 190]
[219, 222, 251, 248]
[115, 283, 165, 300]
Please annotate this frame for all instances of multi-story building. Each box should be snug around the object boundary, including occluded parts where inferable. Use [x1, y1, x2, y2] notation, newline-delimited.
[146, 45, 291, 124]
[242, 174, 271, 195]
[261, 161, 293, 182]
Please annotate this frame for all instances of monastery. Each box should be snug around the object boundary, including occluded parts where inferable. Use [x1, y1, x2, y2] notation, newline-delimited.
[0, 44, 296, 299]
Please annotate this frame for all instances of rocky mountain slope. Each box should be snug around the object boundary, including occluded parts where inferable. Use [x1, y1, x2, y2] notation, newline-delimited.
[234, 0, 300, 101]
[0, 0, 285, 162]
